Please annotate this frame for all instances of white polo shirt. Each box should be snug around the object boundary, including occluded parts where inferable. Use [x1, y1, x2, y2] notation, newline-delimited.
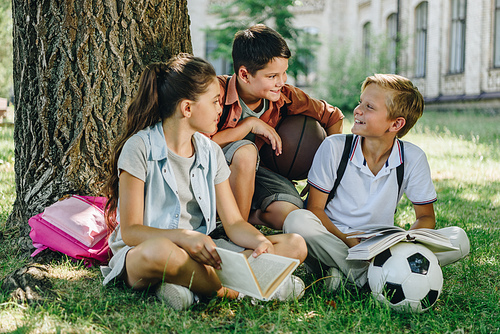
[308, 134, 437, 234]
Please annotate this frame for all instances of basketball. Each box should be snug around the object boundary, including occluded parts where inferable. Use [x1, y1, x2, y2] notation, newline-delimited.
[260, 115, 327, 180]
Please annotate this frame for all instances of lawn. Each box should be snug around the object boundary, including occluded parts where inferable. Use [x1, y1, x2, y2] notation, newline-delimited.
[0, 110, 499, 333]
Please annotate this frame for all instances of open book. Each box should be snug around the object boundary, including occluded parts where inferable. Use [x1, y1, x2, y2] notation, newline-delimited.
[346, 226, 458, 261]
[215, 247, 300, 301]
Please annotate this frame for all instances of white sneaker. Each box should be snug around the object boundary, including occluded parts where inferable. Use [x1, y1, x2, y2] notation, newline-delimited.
[271, 275, 305, 301]
[155, 283, 195, 310]
[324, 267, 342, 292]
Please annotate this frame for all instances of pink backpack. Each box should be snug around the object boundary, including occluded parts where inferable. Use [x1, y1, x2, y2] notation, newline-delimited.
[29, 195, 112, 265]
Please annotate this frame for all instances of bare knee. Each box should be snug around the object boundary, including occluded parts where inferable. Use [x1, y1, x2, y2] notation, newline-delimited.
[267, 201, 300, 217]
[269, 233, 308, 263]
[127, 238, 185, 282]
[230, 144, 258, 173]
[126, 239, 222, 294]
[261, 201, 300, 229]
[283, 233, 308, 262]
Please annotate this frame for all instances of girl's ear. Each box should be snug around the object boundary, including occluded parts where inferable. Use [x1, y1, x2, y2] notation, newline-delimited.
[179, 99, 192, 118]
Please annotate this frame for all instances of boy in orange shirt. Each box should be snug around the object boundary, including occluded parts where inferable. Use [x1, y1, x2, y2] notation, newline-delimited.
[211, 24, 344, 229]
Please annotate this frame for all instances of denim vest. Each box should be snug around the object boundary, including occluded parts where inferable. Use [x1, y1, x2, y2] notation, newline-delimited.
[110, 122, 218, 252]
[137, 122, 218, 233]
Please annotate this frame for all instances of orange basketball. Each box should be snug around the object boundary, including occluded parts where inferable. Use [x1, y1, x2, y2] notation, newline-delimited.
[260, 115, 326, 180]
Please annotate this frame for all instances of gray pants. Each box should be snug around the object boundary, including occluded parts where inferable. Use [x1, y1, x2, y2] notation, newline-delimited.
[283, 209, 470, 287]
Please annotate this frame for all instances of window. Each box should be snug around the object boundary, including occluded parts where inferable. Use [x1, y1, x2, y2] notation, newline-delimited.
[387, 13, 398, 73]
[363, 22, 372, 62]
[449, 0, 466, 74]
[494, 0, 500, 67]
[415, 2, 428, 77]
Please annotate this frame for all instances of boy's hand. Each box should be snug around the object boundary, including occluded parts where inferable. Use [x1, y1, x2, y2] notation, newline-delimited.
[177, 230, 221, 269]
[344, 231, 363, 248]
[243, 117, 282, 155]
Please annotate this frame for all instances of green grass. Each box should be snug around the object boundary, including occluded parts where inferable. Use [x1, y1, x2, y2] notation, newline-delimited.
[1, 110, 499, 333]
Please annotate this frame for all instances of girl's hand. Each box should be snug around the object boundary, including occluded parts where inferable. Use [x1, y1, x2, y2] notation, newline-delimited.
[251, 239, 275, 258]
[178, 230, 221, 269]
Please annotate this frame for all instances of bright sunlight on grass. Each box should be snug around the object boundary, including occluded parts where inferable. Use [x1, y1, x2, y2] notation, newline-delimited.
[0, 110, 499, 333]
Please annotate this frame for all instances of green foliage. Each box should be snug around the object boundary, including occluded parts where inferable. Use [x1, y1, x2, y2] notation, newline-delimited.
[0, 0, 12, 99]
[318, 34, 404, 114]
[206, 0, 320, 79]
[1, 111, 500, 332]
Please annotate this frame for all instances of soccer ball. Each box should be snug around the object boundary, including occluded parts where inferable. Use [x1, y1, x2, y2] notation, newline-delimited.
[367, 242, 443, 313]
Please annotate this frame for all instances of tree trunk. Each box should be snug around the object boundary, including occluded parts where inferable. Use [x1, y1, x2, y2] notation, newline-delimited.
[8, 0, 192, 256]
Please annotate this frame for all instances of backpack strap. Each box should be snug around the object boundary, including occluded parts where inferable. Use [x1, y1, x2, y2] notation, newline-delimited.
[217, 76, 232, 131]
[325, 134, 354, 208]
[396, 138, 404, 196]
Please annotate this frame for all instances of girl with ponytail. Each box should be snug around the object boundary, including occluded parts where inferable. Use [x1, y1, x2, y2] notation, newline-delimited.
[102, 54, 307, 310]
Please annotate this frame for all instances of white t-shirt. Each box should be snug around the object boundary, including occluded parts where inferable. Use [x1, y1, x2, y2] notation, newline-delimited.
[308, 134, 437, 233]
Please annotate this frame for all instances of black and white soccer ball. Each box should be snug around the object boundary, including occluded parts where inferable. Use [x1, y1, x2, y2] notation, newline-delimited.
[367, 242, 443, 313]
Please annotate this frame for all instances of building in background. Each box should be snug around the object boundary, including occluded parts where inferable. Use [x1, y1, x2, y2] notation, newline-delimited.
[188, 0, 500, 112]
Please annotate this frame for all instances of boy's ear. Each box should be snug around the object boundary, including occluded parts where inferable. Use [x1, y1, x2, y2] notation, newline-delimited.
[237, 66, 251, 83]
[391, 117, 406, 133]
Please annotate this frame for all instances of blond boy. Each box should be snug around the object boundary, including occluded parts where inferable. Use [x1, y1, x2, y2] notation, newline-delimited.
[283, 74, 470, 290]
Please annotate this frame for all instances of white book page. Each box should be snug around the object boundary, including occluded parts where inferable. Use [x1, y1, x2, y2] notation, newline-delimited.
[347, 233, 405, 260]
[348, 225, 405, 240]
[347, 228, 458, 260]
[215, 248, 262, 298]
[408, 229, 457, 251]
[247, 253, 298, 296]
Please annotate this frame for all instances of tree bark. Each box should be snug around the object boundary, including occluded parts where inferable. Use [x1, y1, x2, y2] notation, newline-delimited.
[8, 0, 192, 255]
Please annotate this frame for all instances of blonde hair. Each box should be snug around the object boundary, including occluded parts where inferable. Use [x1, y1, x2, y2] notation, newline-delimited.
[361, 74, 424, 138]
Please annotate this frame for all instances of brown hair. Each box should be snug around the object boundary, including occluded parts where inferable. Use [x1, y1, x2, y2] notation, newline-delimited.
[103, 53, 216, 232]
[232, 24, 291, 75]
[361, 74, 424, 138]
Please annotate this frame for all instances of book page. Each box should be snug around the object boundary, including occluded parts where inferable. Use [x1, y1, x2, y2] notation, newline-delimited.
[247, 254, 298, 297]
[214, 248, 299, 300]
[347, 232, 406, 260]
[407, 229, 458, 251]
[347, 227, 458, 260]
[348, 225, 405, 240]
[215, 248, 263, 298]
